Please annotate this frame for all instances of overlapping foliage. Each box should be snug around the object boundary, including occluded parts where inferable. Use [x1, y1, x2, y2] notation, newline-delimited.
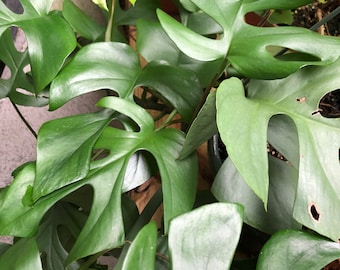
[0, 0, 339, 269]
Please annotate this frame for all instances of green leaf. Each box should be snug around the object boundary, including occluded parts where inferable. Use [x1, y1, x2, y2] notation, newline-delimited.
[0, 160, 133, 263]
[216, 58, 340, 240]
[157, 9, 226, 62]
[0, 238, 42, 270]
[158, 0, 340, 79]
[216, 77, 270, 206]
[121, 222, 157, 270]
[115, 0, 160, 26]
[267, 115, 299, 169]
[136, 61, 201, 122]
[0, 161, 128, 263]
[212, 156, 301, 235]
[50, 42, 140, 110]
[268, 9, 293, 25]
[66, 162, 127, 263]
[168, 203, 243, 270]
[93, 97, 198, 233]
[257, 230, 340, 270]
[36, 203, 85, 270]
[136, 18, 223, 88]
[0, 29, 47, 106]
[0, 163, 90, 238]
[180, 91, 217, 159]
[63, 0, 105, 41]
[0, 243, 11, 256]
[50, 43, 200, 121]
[179, 0, 199, 12]
[0, 1, 76, 91]
[33, 109, 113, 201]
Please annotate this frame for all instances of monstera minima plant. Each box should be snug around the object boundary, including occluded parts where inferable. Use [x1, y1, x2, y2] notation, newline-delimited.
[0, 0, 340, 269]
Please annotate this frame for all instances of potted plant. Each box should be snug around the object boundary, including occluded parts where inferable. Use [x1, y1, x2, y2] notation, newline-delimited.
[0, 0, 340, 269]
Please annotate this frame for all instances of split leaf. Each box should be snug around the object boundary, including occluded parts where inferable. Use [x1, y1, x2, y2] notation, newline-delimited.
[216, 58, 340, 240]
[158, 0, 340, 79]
[0, 0, 76, 91]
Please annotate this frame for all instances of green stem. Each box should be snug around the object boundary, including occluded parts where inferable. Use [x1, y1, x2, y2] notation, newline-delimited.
[155, 109, 178, 132]
[79, 249, 109, 270]
[310, 6, 340, 31]
[153, 110, 167, 122]
[276, 6, 340, 57]
[11, 101, 37, 139]
[105, 0, 115, 42]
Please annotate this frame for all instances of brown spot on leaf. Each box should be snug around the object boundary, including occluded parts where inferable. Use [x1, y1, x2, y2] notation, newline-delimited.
[296, 96, 306, 103]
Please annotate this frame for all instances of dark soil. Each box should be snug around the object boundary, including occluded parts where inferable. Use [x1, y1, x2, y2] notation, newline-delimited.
[293, 1, 340, 120]
[293, 0, 340, 36]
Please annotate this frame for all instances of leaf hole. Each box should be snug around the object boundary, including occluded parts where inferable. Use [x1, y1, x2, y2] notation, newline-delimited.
[2, 0, 23, 14]
[91, 148, 110, 161]
[309, 202, 320, 222]
[266, 46, 321, 62]
[12, 28, 27, 52]
[110, 116, 141, 132]
[319, 89, 340, 118]
[22, 64, 31, 74]
[16, 88, 35, 96]
[245, 12, 273, 27]
[1, 65, 11, 80]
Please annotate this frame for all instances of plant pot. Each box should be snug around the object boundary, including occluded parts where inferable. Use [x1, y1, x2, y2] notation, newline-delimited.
[208, 133, 228, 176]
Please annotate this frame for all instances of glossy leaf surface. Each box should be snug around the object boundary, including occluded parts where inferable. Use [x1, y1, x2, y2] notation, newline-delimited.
[0, 29, 47, 106]
[94, 97, 198, 233]
[136, 18, 223, 87]
[50, 42, 140, 109]
[0, 238, 42, 270]
[0, 161, 128, 262]
[169, 203, 243, 270]
[34, 109, 113, 201]
[50, 43, 200, 122]
[62, 0, 105, 41]
[216, 58, 340, 240]
[0, 163, 80, 237]
[257, 230, 340, 270]
[121, 222, 157, 270]
[158, 0, 340, 79]
[0, 0, 76, 91]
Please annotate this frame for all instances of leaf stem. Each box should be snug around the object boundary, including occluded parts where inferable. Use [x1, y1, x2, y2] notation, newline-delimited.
[11, 101, 37, 139]
[105, 0, 115, 42]
[276, 6, 340, 57]
[155, 109, 178, 131]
